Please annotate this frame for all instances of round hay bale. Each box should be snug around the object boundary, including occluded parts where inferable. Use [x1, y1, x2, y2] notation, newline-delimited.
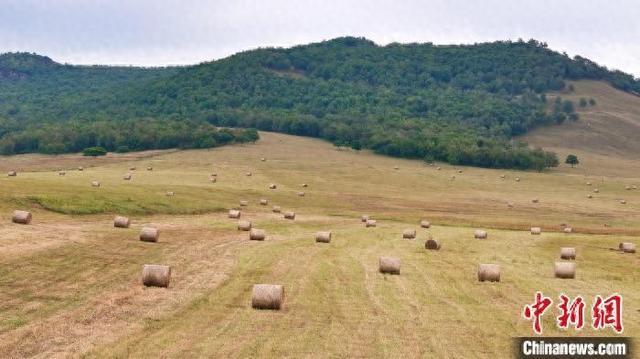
[587, 194, 593, 199]
[620, 199, 627, 204]
[7, 171, 17, 177]
[474, 230, 488, 239]
[393, 166, 399, 170]
[531, 227, 542, 235]
[365, 219, 377, 227]
[166, 191, 175, 197]
[301, 183, 308, 188]
[515, 177, 521, 182]
[564, 227, 573, 233]
[593, 188, 599, 193]
[141, 264, 171, 287]
[114, 216, 131, 228]
[228, 210, 241, 219]
[315, 231, 332, 243]
[249, 228, 266, 241]
[586, 182, 592, 186]
[239, 200, 248, 207]
[402, 229, 416, 239]
[379, 256, 400, 275]
[139, 227, 159, 242]
[632, 185, 638, 190]
[129, 166, 136, 171]
[507, 202, 514, 208]
[458, 170, 463, 174]
[272, 206, 281, 213]
[246, 172, 252, 177]
[420, 220, 431, 228]
[211, 173, 217, 177]
[260, 158, 266, 162]
[251, 284, 284, 310]
[436, 167, 442, 170]
[625, 186, 631, 190]
[78, 166, 84, 171]
[619, 242, 636, 253]
[91, 181, 101, 187]
[554, 262, 576, 279]
[123, 173, 132, 181]
[283, 211, 296, 220]
[477, 264, 500, 282]
[209, 177, 217, 183]
[12, 210, 32, 225]
[560, 247, 576, 260]
[147, 166, 153, 171]
[268, 184, 277, 190]
[237, 220, 252, 231]
[361, 215, 370, 222]
[425, 239, 441, 250]
[260, 199, 268, 205]
[532, 198, 539, 203]
[58, 171, 66, 176]
[297, 191, 305, 197]
[500, 174, 506, 179]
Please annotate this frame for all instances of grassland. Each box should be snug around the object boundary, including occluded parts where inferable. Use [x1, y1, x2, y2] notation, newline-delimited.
[0, 81, 638, 358]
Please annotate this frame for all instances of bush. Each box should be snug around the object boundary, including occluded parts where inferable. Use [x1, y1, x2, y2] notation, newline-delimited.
[83, 146, 108, 156]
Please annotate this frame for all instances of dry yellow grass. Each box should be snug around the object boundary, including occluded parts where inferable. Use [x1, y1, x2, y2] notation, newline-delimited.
[0, 80, 637, 357]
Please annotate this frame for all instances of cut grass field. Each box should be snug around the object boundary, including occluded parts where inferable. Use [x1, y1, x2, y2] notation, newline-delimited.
[0, 81, 638, 357]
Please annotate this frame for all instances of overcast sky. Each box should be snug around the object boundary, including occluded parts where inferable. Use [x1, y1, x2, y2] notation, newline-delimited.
[1, 0, 639, 76]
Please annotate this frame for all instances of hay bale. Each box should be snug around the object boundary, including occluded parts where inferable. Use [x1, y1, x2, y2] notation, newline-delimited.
[141, 264, 171, 287]
[283, 211, 296, 220]
[402, 229, 416, 239]
[237, 220, 252, 231]
[251, 284, 284, 310]
[515, 177, 521, 182]
[147, 166, 153, 171]
[554, 262, 576, 279]
[477, 264, 500, 282]
[593, 188, 599, 193]
[211, 173, 217, 177]
[7, 171, 16, 177]
[586, 182, 592, 186]
[297, 191, 305, 197]
[129, 166, 136, 171]
[532, 198, 539, 203]
[12, 210, 32, 224]
[139, 227, 159, 242]
[260, 199, 268, 205]
[394, 166, 399, 170]
[58, 170, 66, 176]
[228, 209, 241, 219]
[246, 172, 252, 177]
[531, 227, 542, 235]
[633, 185, 638, 190]
[301, 183, 308, 188]
[365, 219, 377, 227]
[474, 230, 488, 239]
[239, 200, 248, 207]
[625, 186, 631, 190]
[91, 181, 101, 187]
[458, 170, 463, 174]
[620, 199, 627, 204]
[260, 158, 266, 162]
[268, 184, 277, 189]
[560, 247, 576, 260]
[361, 215, 370, 222]
[500, 174, 506, 179]
[272, 206, 281, 213]
[166, 191, 175, 197]
[507, 202, 514, 208]
[564, 227, 573, 233]
[379, 256, 400, 275]
[587, 194, 593, 199]
[420, 220, 431, 228]
[249, 228, 266, 240]
[78, 166, 84, 171]
[315, 231, 332, 243]
[123, 173, 132, 180]
[209, 177, 217, 183]
[436, 167, 442, 170]
[619, 242, 636, 253]
[114, 216, 130, 228]
[425, 239, 441, 250]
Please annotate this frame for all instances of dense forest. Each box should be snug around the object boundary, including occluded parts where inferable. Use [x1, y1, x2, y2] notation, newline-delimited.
[1, 37, 638, 169]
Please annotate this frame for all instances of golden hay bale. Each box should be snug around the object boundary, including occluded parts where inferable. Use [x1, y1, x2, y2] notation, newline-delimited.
[554, 262, 576, 279]
[237, 220, 252, 231]
[166, 191, 175, 196]
[436, 167, 442, 170]
[246, 172, 252, 177]
[147, 166, 153, 171]
[474, 230, 488, 239]
[7, 170, 17, 177]
[361, 215, 370, 222]
[272, 206, 281, 213]
[560, 247, 576, 260]
[239, 200, 248, 207]
[91, 181, 101, 187]
[532, 198, 539, 203]
[251, 284, 284, 310]
[619, 199, 627, 204]
[625, 186, 631, 190]
[425, 239, 441, 250]
[477, 264, 500, 282]
[283, 211, 296, 220]
[458, 170, 463, 174]
[593, 188, 599, 193]
[402, 229, 416, 239]
[315, 231, 332, 243]
[123, 173, 132, 180]
[586, 182, 592, 186]
[249, 228, 266, 241]
[587, 194, 593, 199]
[379, 256, 401, 275]
[507, 202, 514, 208]
[211, 173, 217, 177]
[564, 227, 573, 233]
[632, 185, 638, 190]
[500, 174, 506, 179]
[228, 209, 241, 219]
[139, 227, 159, 242]
[515, 177, 521, 182]
[268, 184, 277, 189]
[114, 216, 131, 228]
[209, 177, 217, 183]
[394, 166, 399, 170]
[129, 166, 136, 171]
[420, 220, 431, 228]
[619, 242, 636, 253]
[365, 219, 377, 227]
[260, 157, 266, 162]
[531, 227, 542, 235]
[78, 166, 84, 171]
[297, 191, 305, 197]
[12, 210, 32, 224]
[301, 183, 308, 188]
[58, 171, 66, 176]
[260, 199, 268, 205]
[141, 264, 171, 288]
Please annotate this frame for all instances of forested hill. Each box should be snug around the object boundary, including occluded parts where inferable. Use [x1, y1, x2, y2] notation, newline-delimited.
[1, 38, 639, 170]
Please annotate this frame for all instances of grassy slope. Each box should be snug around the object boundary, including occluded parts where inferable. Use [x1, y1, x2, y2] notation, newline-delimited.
[0, 81, 637, 357]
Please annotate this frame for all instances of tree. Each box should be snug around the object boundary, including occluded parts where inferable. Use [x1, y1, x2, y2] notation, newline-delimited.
[565, 154, 579, 168]
[83, 146, 108, 157]
[579, 98, 588, 107]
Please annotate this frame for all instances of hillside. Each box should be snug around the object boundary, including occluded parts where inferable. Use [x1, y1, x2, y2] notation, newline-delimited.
[1, 38, 640, 170]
